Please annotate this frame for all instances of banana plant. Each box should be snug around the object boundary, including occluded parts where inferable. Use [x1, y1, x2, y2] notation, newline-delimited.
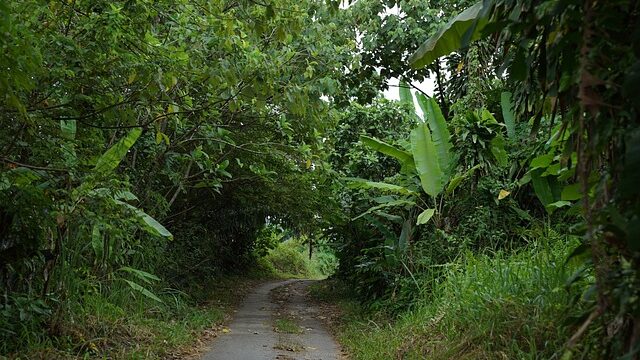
[347, 82, 481, 228]
[94, 129, 173, 240]
[409, 1, 490, 68]
[73, 127, 173, 241]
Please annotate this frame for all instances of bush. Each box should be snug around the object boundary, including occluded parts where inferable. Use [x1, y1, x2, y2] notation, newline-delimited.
[258, 237, 338, 279]
[332, 235, 591, 359]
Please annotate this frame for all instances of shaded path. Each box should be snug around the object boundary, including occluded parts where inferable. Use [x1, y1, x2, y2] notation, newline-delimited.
[201, 279, 341, 360]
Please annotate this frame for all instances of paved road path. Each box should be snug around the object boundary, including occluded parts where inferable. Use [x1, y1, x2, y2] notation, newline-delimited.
[201, 279, 341, 360]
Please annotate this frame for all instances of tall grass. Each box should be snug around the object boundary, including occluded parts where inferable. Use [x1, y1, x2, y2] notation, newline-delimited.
[0, 273, 264, 358]
[331, 236, 588, 359]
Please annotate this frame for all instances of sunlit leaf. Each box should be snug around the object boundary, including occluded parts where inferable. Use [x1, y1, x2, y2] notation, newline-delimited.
[409, 1, 489, 68]
[498, 189, 511, 200]
[94, 128, 142, 173]
[398, 81, 413, 106]
[416, 95, 453, 176]
[411, 123, 444, 196]
[416, 208, 436, 225]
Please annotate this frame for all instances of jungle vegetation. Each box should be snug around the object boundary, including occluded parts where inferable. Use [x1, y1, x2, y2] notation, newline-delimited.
[1, 0, 638, 358]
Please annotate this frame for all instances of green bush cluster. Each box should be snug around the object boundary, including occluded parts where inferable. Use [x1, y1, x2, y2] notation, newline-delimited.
[0, 0, 348, 355]
[324, 234, 591, 359]
[323, 35, 601, 356]
[259, 237, 338, 279]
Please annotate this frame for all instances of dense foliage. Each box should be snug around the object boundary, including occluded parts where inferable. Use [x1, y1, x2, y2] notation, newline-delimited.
[325, 0, 639, 358]
[1, 0, 638, 358]
[0, 0, 348, 355]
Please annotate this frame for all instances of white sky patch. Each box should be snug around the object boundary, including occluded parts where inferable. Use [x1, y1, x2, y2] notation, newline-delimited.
[383, 76, 437, 120]
[383, 77, 436, 101]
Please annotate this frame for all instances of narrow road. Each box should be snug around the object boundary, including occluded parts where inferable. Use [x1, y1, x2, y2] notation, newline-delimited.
[201, 279, 341, 360]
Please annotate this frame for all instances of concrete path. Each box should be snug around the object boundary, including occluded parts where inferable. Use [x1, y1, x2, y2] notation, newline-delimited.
[201, 279, 341, 360]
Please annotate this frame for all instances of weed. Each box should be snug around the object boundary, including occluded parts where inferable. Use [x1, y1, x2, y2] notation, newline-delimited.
[314, 237, 589, 359]
[274, 318, 303, 334]
[2, 275, 258, 359]
[274, 339, 306, 352]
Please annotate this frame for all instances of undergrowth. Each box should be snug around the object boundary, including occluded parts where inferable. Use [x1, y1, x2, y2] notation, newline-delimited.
[1, 274, 268, 359]
[1, 238, 336, 359]
[312, 237, 592, 359]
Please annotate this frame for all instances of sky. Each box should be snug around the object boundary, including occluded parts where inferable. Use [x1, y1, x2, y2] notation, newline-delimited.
[382, 77, 436, 101]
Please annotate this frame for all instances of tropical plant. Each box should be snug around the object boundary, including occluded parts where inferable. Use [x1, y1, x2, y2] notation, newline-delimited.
[409, 0, 640, 355]
[0, 0, 352, 355]
[350, 83, 508, 229]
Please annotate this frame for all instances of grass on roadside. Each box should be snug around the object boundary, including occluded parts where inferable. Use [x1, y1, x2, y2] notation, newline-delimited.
[311, 238, 591, 360]
[4, 275, 265, 359]
[3, 239, 336, 359]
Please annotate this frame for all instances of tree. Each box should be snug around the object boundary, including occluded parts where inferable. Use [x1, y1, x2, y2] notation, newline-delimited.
[0, 0, 352, 353]
[409, 0, 640, 355]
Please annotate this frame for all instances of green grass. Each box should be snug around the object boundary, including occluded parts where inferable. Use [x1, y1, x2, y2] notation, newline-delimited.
[311, 238, 590, 359]
[2, 238, 335, 358]
[2, 275, 263, 359]
[1, 240, 336, 359]
[273, 339, 306, 352]
[274, 318, 303, 334]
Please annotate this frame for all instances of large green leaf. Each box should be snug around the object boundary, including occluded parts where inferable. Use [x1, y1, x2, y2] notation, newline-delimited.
[561, 183, 582, 201]
[416, 95, 453, 176]
[120, 266, 161, 284]
[94, 128, 142, 173]
[411, 123, 444, 197]
[490, 134, 508, 167]
[343, 177, 415, 195]
[409, 1, 489, 68]
[116, 200, 174, 240]
[530, 154, 554, 170]
[398, 81, 413, 106]
[373, 211, 403, 223]
[123, 279, 163, 303]
[500, 92, 516, 138]
[546, 200, 572, 212]
[398, 220, 411, 253]
[531, 169, 554, 207]
[352, 199, 416, 221]
[360, 135, 414, 169]
[416, 208, 436, 225]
